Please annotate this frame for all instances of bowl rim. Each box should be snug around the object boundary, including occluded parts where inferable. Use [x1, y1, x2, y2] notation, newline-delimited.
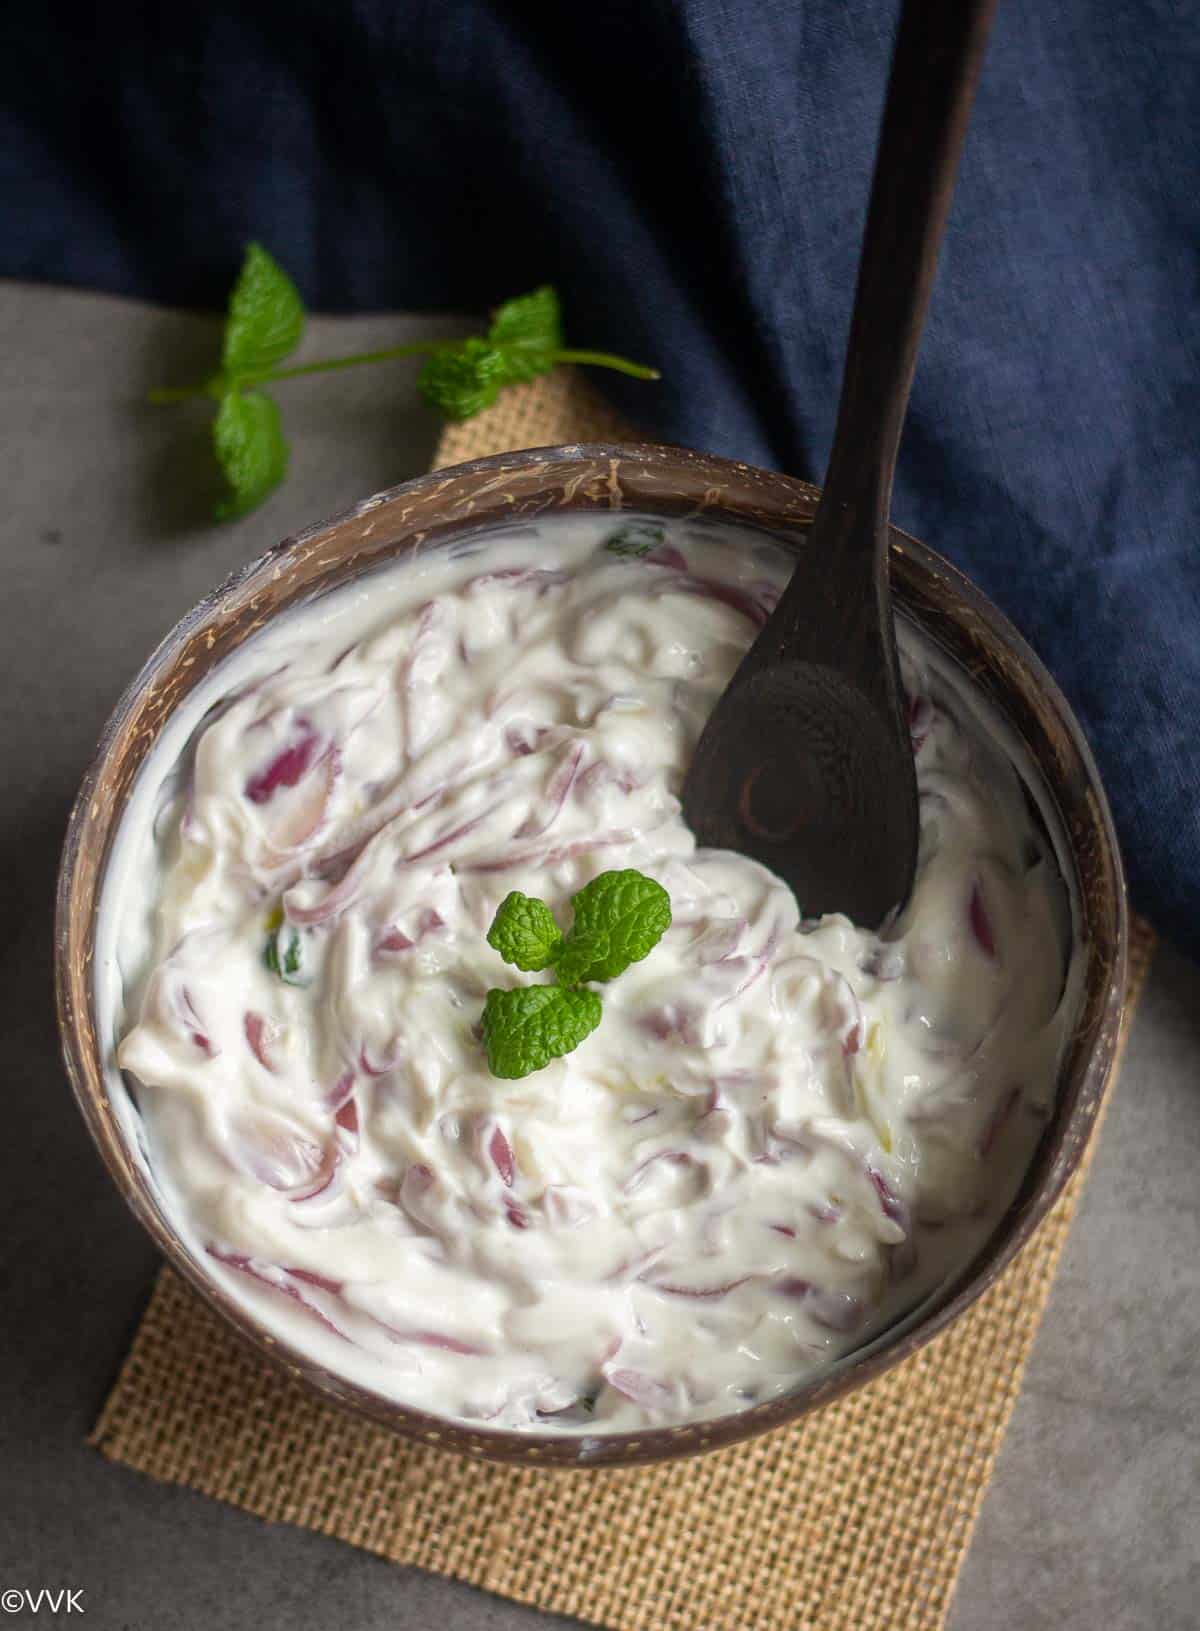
[55, 441, 1128, 1468]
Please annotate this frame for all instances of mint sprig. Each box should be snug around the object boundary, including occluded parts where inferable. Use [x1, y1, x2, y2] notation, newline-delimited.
[481, 869, 671, 1078]
[149, 247, 660, 523]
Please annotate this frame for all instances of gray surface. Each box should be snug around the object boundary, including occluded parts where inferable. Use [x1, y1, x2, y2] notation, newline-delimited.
[0, 283, 1196, 1629]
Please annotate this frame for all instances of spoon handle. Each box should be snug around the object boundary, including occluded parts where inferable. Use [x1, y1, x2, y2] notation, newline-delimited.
[821, 0, 999, 531]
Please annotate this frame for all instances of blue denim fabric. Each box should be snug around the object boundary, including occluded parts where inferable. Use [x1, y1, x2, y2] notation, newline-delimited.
[3, 1, 1196, 949]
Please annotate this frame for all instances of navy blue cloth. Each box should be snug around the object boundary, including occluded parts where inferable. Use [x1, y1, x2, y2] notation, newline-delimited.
[3, 2, 1198, 952]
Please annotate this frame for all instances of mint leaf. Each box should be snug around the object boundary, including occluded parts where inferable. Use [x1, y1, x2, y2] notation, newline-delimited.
[481, 985, 602, 1079]
[604, 520, 665, 558]
[222, 243, 306, 378]
[418, 339, 510, 420]
[556, 870, 672, 985]
[487, 285, 563, 383]
[487, 891, 564, 972]
[213, 389, 289, 520]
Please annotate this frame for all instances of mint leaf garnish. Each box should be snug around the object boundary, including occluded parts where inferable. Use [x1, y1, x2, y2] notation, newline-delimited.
[417, 338, 510, 420]
[556, 870, 672, 984]
[481, 985, 602, 1079]
[604, 520, 665, 558]
[222, 243, 306, 378]
[213, 389, 289, 519]
[487, 891, 565, 972]
[486, 285, 563, 383]
[479, 869, 671, 1078]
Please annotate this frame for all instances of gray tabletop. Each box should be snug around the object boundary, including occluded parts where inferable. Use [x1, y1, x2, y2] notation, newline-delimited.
[1, 283, 1196, 1630]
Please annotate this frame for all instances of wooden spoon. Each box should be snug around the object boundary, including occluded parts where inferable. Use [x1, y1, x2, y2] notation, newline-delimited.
[682, 0, 998, 926]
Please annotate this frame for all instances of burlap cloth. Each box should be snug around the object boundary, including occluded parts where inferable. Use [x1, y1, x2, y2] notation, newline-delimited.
[92, 371, 1156, 1631]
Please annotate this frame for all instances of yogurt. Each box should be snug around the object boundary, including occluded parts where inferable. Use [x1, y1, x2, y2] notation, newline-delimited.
[102, 513, 1079, 1432]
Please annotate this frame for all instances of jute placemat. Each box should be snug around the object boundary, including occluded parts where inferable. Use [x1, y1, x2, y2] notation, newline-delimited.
[92, 371, 1156, 1631]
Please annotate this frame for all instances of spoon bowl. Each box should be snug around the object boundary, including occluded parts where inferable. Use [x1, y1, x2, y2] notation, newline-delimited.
[685, 654, 917, 925]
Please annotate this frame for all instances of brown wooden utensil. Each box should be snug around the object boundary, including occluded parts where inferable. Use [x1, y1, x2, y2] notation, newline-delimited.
[683, 0, 998, 926]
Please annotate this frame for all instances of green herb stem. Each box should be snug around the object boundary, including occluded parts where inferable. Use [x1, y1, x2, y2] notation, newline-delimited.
[243, 339, 446, 386]
[552, 349, 661, 381]
[150, 342, 659, 406]
[258, 343, 660, 386]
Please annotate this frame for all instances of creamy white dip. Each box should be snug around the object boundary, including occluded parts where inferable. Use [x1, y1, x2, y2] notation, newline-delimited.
[101, 513, 1078, 1432]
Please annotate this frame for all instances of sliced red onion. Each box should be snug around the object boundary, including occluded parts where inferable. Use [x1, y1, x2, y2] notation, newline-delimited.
[808, 1288, 866, 1333]
[288, 1146, 341, 1203]
[267, 746, 342, 854]
[230, 1115, 328, 1193]
[867, 1164, 918, 1279]
[623, 1106, 660, 1126]
[370, 1316, 489, 1357]
[514, 740, 587, 840]
[542, 1185, 596, 1228]
[623, 1149, 695, 1194]
[375, 907, 446, 959]
[867, 1163, 906, 1225]
[245, 723, 322, 805]
[505, 720, 550, 757]
[358, 1039, 403, 1077]
[157, 975, 219, 1058]
[907, 693, 934, 753]
[207, 1247, 350, 1342]
[286, 1265, 344, 1295]
[243, 1010, 282, 1074]
[324, 1069, 355, 1112]
[769, 1276, 865, 1333]
[284, 841, 377, 925]
[695, 919, 747, 965]
[604, 1246, 666, 1284]
[487, 1124, 516, 1187]
[603, 1366, 677, 1412]
[968, 880, 997, 958]
[645, 1274, 752, 1300]
[637, 1002, 706, 1047]
[401, 809, 490, 865]
[463, 566, 570, 597]
[334, 1097, 359, 1150]
[459, 825, 642, 875]
[643, 542, 688, 571]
